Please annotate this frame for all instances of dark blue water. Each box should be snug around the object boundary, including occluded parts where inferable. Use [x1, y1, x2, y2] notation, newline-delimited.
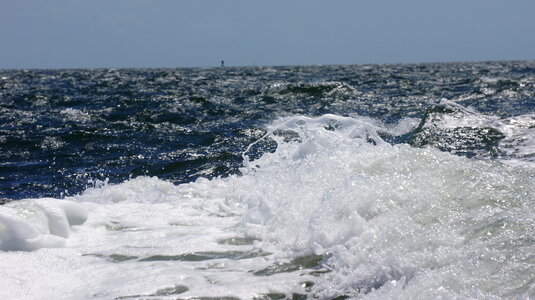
[1, 61, 534, 200]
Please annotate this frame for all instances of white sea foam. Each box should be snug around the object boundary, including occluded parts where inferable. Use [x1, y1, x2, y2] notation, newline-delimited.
[0, 199, 87, 251]
[1, 114, 535, 299]
[421, 99, 502, 129]
[421, 99, 535, 168]
[499, 114, 535, 166]
[60, 108, 91, 122]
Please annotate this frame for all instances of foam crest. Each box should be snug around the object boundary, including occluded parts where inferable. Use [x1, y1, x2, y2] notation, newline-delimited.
[499, 113, 535, 166]
[231, 114, 535, 297]
[423, 99, 502, 128]
[60, 108, 91, 123]
[412, 99, 535, 167]
[78, 176, 178, 204]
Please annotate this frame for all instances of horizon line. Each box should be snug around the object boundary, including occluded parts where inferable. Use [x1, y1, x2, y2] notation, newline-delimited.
[1, 58, 534, 72]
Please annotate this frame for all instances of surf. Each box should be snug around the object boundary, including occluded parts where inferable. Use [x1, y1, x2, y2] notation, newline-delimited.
[2, 114, 535, 299]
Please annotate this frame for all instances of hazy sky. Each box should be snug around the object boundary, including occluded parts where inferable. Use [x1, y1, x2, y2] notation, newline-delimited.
[1, 0, 534, 69]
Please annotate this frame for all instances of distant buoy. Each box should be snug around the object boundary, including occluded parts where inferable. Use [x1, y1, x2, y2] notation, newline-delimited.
[221, 60, 225, 67]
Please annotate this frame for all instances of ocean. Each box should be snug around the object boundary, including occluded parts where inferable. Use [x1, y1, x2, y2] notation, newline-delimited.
[1, 61, 534, 299]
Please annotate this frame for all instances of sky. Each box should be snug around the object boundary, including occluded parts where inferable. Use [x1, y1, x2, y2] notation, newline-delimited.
[1, 0, 534, 69]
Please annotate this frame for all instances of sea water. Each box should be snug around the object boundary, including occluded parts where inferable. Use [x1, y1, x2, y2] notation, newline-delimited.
[1, 62, 535, 299]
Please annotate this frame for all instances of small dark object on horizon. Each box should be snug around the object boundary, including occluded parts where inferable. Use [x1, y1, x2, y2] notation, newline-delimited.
[221, 60, 224, 67]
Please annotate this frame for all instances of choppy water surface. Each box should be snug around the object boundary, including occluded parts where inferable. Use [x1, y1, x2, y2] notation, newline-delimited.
[1, 61, 535, 299]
